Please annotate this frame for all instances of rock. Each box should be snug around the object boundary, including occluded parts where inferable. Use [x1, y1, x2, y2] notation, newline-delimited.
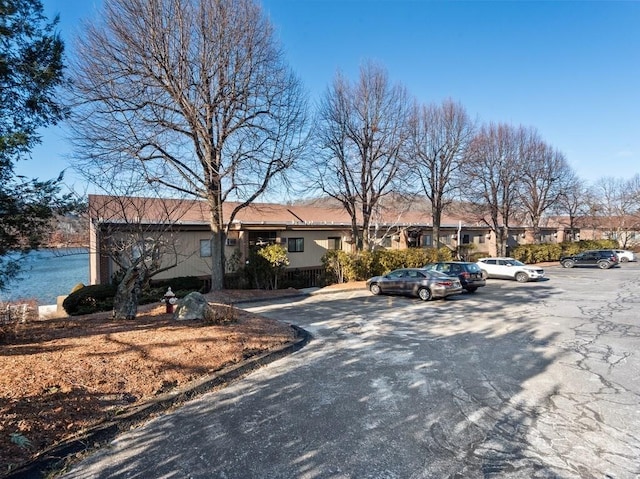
[173, 292, 210, 321]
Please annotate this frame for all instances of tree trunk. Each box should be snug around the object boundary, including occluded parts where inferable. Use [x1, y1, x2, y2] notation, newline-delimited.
[112, 267, 145, 320]
[210, 230, 224, 291]
[497, 226, 509, 257]
[350, 217, 360, 252]
[208, 187, 224, 292]
[531, 213, 542, 243]
[432, 218, 441, 250]
[362, 210, 372, 251]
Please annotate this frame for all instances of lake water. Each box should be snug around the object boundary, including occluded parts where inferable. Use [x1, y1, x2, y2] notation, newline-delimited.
[0, 248, 89, 305]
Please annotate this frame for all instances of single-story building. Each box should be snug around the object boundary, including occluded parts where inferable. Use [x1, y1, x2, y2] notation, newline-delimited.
[89, 195, 627, 287]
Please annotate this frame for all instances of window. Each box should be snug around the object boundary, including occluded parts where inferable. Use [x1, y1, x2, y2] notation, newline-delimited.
[328, 237, 342, 250]
[248, 231, 277, 248]
[422, 234, 432, 247]
[406, 231, 421, 248]
[378, 236, 392, 248]
[477, 234, 485, 244]
[200, 239, 212, 257]
[388, 270, 407, 279]
[406, 270, 426, 278]
[288, 238, 304, 253]
[462, 234, 470, 244]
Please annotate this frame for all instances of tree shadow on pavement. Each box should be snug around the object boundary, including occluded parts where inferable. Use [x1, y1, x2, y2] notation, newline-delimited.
[56, 286, 598, 479]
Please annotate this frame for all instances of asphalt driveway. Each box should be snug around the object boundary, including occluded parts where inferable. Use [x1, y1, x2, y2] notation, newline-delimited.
[61, 264, 640, 478]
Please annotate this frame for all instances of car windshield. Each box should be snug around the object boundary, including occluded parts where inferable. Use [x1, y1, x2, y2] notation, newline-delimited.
[505, 259, 525, 266]
[466, 264, 481, 272]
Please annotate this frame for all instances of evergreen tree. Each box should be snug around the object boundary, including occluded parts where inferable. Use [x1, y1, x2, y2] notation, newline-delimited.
[0, 0, 68, 290]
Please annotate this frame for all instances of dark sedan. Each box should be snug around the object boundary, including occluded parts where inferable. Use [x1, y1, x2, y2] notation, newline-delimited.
[423, 261, 486, 293]
[366, 268, 463, 301]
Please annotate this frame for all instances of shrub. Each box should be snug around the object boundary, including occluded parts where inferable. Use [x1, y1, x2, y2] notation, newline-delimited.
[512, 244, 562, 263]
[0, 300, 38, 343]
[62, 284, 117, 316]
[240, 249, 276, 289]
[257, 244, 289, 289]
[142, 276, 208, 304]
[150, 276, 207, 292]
[322, 250, 352, 284]
[321, 247, 452, 283]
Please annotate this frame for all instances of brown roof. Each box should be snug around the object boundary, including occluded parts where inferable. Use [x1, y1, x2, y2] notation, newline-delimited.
[89, 194, 570, 229]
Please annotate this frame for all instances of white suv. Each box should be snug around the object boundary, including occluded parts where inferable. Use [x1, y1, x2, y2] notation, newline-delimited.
[614, 250, 636, 263]
[476, 257, 545, 283]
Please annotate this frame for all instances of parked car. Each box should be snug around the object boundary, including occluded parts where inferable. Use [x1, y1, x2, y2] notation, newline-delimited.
[423, 261, 486, 293]
[560, 250, 619, 269]
[366, 268, 463, 301]
[613, 249, 636, 263]
[476, 257, 545, 282]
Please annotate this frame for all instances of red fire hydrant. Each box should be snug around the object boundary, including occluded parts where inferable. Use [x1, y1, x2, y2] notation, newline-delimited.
[163, 287, 176, 314]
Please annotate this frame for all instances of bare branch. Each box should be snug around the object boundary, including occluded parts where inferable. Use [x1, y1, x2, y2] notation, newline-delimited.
[68, 0, 308, 290]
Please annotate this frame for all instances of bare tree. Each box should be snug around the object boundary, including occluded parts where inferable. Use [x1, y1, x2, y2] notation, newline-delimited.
[69, 0, 308, 291]
[91, 194, 191, 320]
[590, 176, 640, 247]
[554, 174, 590, 239]
[84, 162, 198, 319]
[461, 123, 524, 256]
[407, 98, 475, 250]
[312, 62, 412, 250]
[517, 128, 574, 242]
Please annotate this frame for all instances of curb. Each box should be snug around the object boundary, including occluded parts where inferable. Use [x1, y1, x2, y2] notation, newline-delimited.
[221, 285, 367, 305]
[3, 325, 312, 479]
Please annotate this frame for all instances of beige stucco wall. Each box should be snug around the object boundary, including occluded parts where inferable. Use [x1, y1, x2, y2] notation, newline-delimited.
[89, 220, 99, 284]
[283, 229, 348, 268]
[151, 231, 214, 280]
[137, 228, 349, 280]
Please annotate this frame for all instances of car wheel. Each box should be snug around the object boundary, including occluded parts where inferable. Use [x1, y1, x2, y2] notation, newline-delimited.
[466, 287, 477, 293]
[597, 261, 610, 270]
[480, 270, 488, 280]
[370, 283, 381, 295]
[418, 287, 432, 301]
[562, 260, 574, 268]
[620, 257, 629, 263]
[515, 272, 529, 283]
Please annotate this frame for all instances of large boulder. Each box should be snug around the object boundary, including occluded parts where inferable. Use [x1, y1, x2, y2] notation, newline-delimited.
[173, 292, 210, 321]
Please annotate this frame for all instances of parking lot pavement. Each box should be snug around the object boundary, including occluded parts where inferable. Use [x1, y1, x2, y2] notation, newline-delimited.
[61, 264, 640, 478]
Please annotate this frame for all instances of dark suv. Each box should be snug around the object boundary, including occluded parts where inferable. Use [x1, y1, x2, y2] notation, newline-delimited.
[559, 250, 619, 269]
[423, 261, 486, 292]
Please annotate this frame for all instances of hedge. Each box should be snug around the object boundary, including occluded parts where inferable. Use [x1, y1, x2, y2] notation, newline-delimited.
[322, 247, 453, 284]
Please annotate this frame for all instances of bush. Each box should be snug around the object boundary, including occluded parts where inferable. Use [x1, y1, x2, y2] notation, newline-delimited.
[0, 300, 38, 343]
[322, 250, 352, 284]
[320, 247, 453, 284]
[240, 250, 276, 289]
[139, 276, 207, 304]
[63, 276, 208, 316]
[150, 276, 207, 292]
[62, 284, 117, 316]
[142, 276, 208, 304]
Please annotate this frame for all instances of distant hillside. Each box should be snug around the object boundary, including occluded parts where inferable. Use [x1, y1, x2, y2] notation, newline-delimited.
[46, 214, 88, 248]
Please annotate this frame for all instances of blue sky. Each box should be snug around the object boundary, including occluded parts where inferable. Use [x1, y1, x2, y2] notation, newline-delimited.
[21, 0, 640, 192]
